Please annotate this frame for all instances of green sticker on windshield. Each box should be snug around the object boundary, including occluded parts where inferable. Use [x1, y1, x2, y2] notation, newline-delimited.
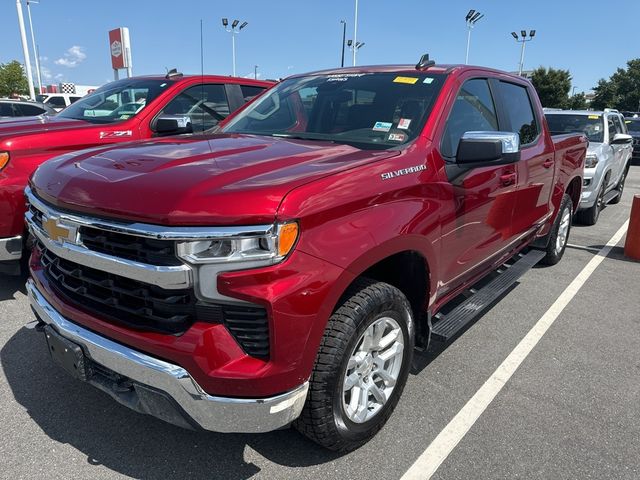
[423, 77, 435, 84]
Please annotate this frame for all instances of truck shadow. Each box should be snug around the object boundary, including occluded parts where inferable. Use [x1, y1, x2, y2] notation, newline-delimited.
[0, 269, 28, 302]
[1, 327, 343, 479]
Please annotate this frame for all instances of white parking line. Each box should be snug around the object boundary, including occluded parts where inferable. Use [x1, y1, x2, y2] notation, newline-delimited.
[401, 220, 630, 480]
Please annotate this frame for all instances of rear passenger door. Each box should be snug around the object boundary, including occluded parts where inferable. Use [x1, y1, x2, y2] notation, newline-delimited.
[438, 78, 519, 293]
[497, 80, 555, 237]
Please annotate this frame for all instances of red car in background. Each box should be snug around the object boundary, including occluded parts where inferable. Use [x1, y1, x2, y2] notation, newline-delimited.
[0, 73, 273, 273]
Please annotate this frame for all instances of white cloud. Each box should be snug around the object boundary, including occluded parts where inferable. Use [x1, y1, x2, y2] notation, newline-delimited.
[55, 46, 87, 68]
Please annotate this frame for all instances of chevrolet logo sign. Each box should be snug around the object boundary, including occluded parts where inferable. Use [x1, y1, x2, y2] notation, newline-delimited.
[42, 216, 78, 244]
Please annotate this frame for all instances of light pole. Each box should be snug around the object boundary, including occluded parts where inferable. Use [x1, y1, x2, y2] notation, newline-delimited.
[352, 0, 359, 66]
[464, 9, 484, 65]
[511, 30, 536, 76]
[254, 65, 258, 80]
[572, 86, 578, 96]
[15, 0, 35, 99]
[340, 20, 347, 68]
[347, 40, 365, 61]
[26, 0, 42, 94]
[222, 18, 248, 77]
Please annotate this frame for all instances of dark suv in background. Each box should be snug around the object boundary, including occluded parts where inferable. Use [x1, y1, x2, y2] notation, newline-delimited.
[625, 117, 640, 165]
[0, 99, 56, 118]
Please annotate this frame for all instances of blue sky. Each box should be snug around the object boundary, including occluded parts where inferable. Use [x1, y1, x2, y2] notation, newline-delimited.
[2, 0, 639, 92]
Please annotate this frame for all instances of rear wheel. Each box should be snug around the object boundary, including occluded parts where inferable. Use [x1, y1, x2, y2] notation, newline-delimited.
[540, 194, 573, 266]
[294, 279, 414, 451]
[576, 182, 605, 226]
[609, 166, 628, 205]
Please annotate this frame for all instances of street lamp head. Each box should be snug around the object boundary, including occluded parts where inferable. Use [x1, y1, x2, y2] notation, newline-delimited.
[471, 12, 483, 23]
[222, 18, 228, 27]
[529, 30, 536, 38]
[231, 19, 239, 29]
[511, 31, 518, 40]
[357, 42, 365, 49]
[347, 39, 353, 46]
[520, 30, 527, 38]
[466, 9, 475, 21]
[239, 21, 248, 30]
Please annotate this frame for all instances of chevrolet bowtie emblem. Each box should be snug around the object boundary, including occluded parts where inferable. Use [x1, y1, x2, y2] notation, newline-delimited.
[42, 217, 77, 244]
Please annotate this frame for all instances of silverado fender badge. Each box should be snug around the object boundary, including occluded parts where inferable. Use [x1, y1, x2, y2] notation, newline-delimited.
[381, 164, 426, 180]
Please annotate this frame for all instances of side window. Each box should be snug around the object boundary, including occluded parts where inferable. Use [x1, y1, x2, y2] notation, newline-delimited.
[47, 96, 67, 108]
[0, 103, 15, 116]
[15, 104, 44, 116]
[240, 85, 266, 103]
[607, 116, 618, 141]
[499, 82, 539, 145]
[160, 84, 230, 132]
[69, 96, 82, 104]
[612, 115, 625, 137]
[441, 78, 498, 158]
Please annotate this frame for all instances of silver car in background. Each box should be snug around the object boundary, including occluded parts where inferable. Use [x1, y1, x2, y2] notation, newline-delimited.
[545, 109, 633, 225]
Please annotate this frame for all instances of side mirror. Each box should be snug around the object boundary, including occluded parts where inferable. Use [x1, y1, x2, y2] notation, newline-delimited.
[456, 131, 521, 166]
[154, 115, 193, 136]
[611, 133, 633, 145]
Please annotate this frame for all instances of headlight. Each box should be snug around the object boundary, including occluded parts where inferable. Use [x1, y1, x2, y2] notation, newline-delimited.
[0, 151, 9, 171]
[177, 222, 299, 302]
[176, 222, 299, 265]
[585, 153, 598, 168]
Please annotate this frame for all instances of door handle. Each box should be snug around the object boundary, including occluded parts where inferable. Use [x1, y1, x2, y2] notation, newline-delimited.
[543, 158, 554, 169]
[500, 172, 517, 186]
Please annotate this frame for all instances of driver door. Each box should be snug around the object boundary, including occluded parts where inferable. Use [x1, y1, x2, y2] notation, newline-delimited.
[154, 84, 230, 134]
[438, 78, 519, 295]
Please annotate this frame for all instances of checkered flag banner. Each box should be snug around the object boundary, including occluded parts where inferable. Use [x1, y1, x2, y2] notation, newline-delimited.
[60, 83, 76, 94]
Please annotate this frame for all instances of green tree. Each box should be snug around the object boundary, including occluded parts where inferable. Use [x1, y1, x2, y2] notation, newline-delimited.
[0, 61, 29, 97]
[567, 92, 587, 110]
[591, 59, 640, 111]
[530, 67, 572, 109]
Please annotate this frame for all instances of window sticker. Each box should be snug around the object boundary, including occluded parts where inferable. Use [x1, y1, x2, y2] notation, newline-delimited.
[327, 73, 368, 82]
[397, 118, 412, 130]
[594, 125, 601, 131]
[393, 76, 419, 85]
[588, 115, 600, 119]
[423, 77, 435, 84]
[388, 133, 406, 142]
[373, 121, 393, 132]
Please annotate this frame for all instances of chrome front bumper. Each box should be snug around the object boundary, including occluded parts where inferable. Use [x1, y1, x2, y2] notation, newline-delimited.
[27, 279, 308, 433]
[0, 236, 22, 261]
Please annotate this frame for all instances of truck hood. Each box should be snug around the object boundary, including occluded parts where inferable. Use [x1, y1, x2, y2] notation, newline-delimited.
[0, 114, 89, 140]
[31, 134, 399, 225]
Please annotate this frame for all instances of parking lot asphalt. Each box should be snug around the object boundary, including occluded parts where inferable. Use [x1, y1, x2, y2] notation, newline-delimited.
[1, 168, 639, 480]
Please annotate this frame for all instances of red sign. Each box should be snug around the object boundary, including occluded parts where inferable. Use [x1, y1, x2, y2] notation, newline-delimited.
[109, 28, 130, 69]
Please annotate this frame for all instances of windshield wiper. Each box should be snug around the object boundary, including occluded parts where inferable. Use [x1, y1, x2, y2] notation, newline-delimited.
[271, 133, 335, 143]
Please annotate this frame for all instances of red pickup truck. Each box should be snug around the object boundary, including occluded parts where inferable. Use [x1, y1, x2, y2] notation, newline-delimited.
[25, 59, 586, 451]
[0, 73, 273, 273]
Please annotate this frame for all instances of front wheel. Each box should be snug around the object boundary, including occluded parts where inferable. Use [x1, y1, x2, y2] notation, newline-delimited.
[609, 166, 628, 205]
[294, 279, 414, 451]
[540, 194, 573, 266]
[576, 182, 605, 226]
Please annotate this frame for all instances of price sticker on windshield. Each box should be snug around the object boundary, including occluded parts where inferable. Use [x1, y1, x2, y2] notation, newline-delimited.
[373, 121, 393, 132]
[393, 76, 419, 85]
[588, 115, 600, 119]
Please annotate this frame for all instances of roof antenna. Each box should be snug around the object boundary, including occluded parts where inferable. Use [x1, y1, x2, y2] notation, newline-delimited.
[416, 54, 435, 70]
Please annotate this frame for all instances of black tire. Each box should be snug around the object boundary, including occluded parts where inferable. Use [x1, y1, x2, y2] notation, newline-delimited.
[539, 194, 573, 266]
[576, 182, 605, 226]
[609, 166, 628, 205]
[294, 278, 414, 451]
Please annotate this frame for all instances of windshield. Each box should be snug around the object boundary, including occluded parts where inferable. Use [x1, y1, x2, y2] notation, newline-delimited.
[625, 120, 640, 133]
[57, 79, 169, 124]
[545, 113, 604, 143]
[35, 94, 47, 102]
[221, 72, 446, 149]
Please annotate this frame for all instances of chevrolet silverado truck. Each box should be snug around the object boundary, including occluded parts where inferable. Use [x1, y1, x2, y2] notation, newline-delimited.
[0, 73, 273, 273]
[25, 59, 587, 451]
[545, 109, 632, 225]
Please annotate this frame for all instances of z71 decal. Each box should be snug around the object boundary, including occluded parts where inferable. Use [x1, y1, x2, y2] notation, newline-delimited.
[100, 130, 133, 139]
[381, 164, 426, 180]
